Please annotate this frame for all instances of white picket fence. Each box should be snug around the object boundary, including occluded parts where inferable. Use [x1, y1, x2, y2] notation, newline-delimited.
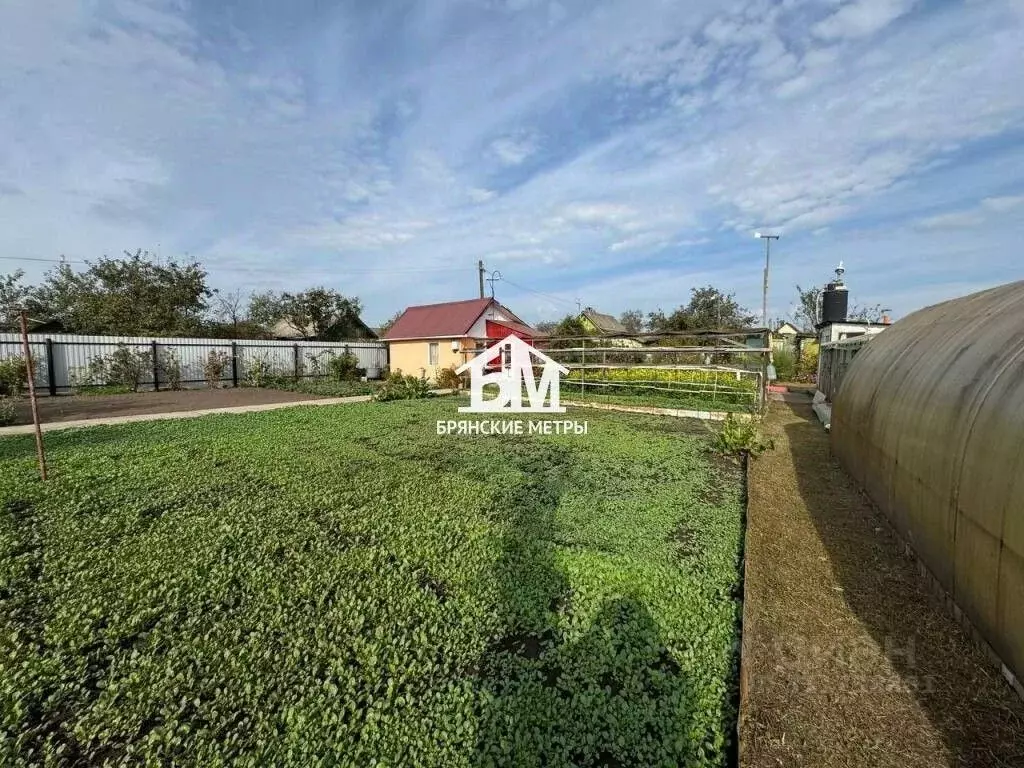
[0, 332, 388, 395]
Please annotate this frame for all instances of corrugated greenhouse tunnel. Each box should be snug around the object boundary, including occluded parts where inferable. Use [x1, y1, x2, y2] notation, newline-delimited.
[831, 280, 1024, 690]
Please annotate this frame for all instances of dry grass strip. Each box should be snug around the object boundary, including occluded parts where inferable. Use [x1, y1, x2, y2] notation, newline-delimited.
[740, 398, 1024, 767]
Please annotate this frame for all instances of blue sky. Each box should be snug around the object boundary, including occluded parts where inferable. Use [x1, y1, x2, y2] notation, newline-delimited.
[1, 0, 1023, 325]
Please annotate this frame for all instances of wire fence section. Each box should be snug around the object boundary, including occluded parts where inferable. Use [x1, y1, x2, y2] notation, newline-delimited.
[0, 332, 388, 395]
[470, 328, 771, 412]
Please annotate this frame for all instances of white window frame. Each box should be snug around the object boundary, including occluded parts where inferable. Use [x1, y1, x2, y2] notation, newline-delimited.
[428, 342, 439, 366]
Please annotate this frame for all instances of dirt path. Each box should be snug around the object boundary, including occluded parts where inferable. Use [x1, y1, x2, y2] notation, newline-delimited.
[740, 397, 1024, 767]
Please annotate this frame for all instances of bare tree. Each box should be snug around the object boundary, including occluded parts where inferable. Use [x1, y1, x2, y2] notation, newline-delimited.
[212, 288, 247, 335]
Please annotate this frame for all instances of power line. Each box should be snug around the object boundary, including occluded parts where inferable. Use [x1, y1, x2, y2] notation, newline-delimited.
[0, 255, 87, 265]
[501, 277, 579, 309]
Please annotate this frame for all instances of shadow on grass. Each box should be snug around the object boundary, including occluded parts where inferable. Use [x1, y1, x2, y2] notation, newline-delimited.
[471, 438, 705, 768]
[782, 401, 1024, 765]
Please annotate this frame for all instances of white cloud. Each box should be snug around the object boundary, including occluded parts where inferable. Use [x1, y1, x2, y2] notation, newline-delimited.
[915, 211, 986, 230]
[1, 0, 1023, 326]
[609, 232, 671, 251]
[490, 135, 537, 165]
[468, 187, 497, 203]
[981, 194, 1024, 212]
[813, 0, 917, 40]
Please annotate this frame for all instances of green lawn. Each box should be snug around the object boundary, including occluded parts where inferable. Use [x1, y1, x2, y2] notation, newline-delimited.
[0, 399, 744, 767]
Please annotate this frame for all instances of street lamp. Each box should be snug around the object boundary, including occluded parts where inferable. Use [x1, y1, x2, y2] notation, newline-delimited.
[754, 231, 780, 328]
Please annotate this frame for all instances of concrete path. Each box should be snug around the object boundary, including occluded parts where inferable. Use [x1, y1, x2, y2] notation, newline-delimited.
[0, 395, 374, 437]
[740, 399, 1024, 767]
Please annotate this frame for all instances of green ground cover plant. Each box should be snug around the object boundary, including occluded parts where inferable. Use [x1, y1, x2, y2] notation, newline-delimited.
[0, 399, 743, 767]
[565, 367, 757, 409]
[262, 378, 382, 398]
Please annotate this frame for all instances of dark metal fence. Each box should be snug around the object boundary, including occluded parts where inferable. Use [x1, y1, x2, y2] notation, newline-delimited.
[0, 332, 388, 395]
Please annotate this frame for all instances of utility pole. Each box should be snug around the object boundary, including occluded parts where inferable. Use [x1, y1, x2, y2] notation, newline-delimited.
[754, 232, 780, 328]
[478, 260, 485, 299]
[575, 298, 582, 314]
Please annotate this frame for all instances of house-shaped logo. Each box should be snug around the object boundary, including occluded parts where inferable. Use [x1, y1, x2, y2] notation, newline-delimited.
[456, 334, 569, 413]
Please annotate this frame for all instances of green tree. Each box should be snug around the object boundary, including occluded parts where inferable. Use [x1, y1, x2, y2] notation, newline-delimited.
[33, 250, 211, 335]
[0, 270, 32, 330]
[533, 320, 558, 335]
[248, 287, 363, 340]
[794, 284, 821, 330]
[548, 314, 588, 341]
[618, 309, 644, 334]
[648, 286, 754, 332]
[378, 310, 405, 335]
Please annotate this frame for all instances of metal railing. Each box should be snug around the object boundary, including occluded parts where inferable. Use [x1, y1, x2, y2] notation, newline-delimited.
[461, 328, 771, 412]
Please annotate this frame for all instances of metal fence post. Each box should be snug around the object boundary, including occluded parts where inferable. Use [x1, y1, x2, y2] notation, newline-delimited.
[45, 339, 57, 396]
[293, 343, 300, 381]
[151, 339, 160, 391]
[231, 342, 239, 388]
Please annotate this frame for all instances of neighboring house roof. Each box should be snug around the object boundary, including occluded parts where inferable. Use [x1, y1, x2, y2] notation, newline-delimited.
[774, 322, 800, 335]
[270, 315, 378, 340]
[270, 318, 313, 339]
[581, 308, 628, 334]
[383, 298, 530, 341]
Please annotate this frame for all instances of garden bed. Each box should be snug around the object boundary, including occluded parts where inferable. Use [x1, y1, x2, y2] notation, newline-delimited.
[0, 399, 744, 766]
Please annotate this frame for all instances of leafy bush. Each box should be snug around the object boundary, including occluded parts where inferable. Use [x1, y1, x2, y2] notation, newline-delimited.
[157, 348, 183, 390]
[327, 351, 364, 381]
[243, 351, 278, 388]
[373, 371, 432, 401]
[204, 349, 231, 388]
[260, 378, 381, 398]
[772, 347, 796, 382]
[304, 351, 328, 377]
[795, 341, 819, 383]
[0, 356, 28, 397]
[0, 400, 744, 766]
[77, 385, 135, 396]
[715, 413, 774, 457]
[0, 395, 16, 426]
[86, 345, 151, 392]
[435, 365, 463, 390]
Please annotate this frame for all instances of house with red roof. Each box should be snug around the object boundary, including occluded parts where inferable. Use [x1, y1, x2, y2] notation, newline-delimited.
[382, 297, 540, 381]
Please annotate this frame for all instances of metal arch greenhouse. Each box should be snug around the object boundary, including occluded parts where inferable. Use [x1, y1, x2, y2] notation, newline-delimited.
[831, 280, 1024, 694]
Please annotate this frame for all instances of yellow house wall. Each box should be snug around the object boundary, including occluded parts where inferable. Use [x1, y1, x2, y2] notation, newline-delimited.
[387, 339, 476, 381]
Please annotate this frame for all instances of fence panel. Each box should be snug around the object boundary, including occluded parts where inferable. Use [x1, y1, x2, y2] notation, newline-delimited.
[0, 333, 388, 394]
[817, 336, 870, 401]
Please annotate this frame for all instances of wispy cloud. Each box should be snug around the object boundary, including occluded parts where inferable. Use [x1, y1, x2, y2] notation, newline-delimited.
[490, 135, 537, 166]
[1, 0, 1023, 324]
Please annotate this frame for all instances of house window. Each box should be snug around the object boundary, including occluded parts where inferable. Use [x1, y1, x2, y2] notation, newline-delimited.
[428, 342, 439, 366]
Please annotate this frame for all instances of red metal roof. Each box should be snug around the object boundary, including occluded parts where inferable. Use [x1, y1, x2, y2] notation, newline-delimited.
[383, 298, 495, 340]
